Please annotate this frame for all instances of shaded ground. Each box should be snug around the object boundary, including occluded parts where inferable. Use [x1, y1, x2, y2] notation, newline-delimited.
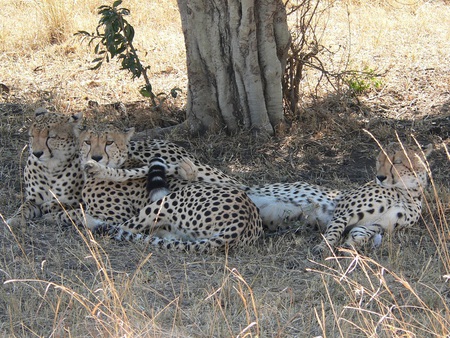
[1, 83, 449, 335]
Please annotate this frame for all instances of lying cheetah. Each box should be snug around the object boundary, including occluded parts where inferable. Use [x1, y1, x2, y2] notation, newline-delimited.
[7, 109, 84, 226]
[91, 157, 264, 252]
[312, 143, 433, 255]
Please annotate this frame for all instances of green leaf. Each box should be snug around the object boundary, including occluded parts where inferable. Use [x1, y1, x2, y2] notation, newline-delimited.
[139, 87, 151, 97]
[139, 84, 154, 98]
[124, 25, 134, 42]
[115, 45, 126, 54]
[112, 0, 122, 8]
[90, 61, 103, 70]
[75, 30, 91, 37]
[119, 8, 130, 16]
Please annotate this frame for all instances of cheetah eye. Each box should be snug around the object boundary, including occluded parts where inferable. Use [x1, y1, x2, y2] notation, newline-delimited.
[84, 140, 91, 146]
[106, 141, 114, 146]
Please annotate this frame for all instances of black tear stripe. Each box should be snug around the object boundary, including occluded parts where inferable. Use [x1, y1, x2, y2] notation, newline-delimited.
[45, 137, 53, 158]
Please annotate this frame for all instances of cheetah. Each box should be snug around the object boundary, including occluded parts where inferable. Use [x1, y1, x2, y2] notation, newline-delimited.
[95, 157, 264, 252]
[312, 143, 433, 256]
[51, 126, 263, 252]
[7, 109, 84, 226]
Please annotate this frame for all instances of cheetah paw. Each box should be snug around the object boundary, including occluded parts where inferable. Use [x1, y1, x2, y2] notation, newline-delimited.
[5, 216, 22, 227]
[372, 233, 383, 248]
[311, 244, 325, 257]
[84, 160, 105, 178]
[177, 157, 198, 181]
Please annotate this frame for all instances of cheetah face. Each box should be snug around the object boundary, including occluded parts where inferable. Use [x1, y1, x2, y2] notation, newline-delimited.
[375, 143, 432, 190]
[29, 108, 82, 163]
[79, 126, 134, 168]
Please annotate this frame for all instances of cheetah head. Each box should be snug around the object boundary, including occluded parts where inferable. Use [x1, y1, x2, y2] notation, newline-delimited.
[29, 108, 83, 163]
[375, 143, 433, 190]
[79, 125, 134, 168]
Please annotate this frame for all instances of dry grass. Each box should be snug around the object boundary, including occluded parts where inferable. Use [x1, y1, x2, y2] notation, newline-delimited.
[1, 0, 450, 337]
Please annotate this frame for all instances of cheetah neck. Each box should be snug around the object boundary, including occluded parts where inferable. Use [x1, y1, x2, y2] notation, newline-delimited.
[40, 152, 80, 173]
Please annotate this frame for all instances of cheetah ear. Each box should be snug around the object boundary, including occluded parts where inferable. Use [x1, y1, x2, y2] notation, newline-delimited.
[34, 107, 48, 117]
[70, 112, 84, 137]
[421, 144, 433, 157]
[124, 127, 135, 142]
[70, 112, 83, 124]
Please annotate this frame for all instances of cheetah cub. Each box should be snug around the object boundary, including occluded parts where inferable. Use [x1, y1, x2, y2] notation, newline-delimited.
[312, 143, 433, 256]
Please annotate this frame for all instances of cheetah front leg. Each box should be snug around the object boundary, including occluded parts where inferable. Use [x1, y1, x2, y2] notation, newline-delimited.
[6, 200, 42, 226]
[43, 208, 106, 231]
[84, 161, 150, 182]
[341, 202, 421, 250]
[7, 199, 68, 226]
[84, 157, 198, 182]
[312, 216, 350, 256]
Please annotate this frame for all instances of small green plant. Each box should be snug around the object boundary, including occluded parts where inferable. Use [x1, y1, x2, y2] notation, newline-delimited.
[76, 0, 180, 107]
[345, 68, 383, 94]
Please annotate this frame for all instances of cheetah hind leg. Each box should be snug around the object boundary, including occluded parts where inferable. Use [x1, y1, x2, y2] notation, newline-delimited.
[340, 224, 384, 251]
[88, 157, 173, 239]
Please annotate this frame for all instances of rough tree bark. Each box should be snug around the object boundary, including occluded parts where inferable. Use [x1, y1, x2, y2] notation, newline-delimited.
[177, 0, 291, 135]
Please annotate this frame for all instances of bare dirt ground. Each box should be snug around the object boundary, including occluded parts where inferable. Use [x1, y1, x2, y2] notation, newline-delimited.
[0, 0, 449, 337]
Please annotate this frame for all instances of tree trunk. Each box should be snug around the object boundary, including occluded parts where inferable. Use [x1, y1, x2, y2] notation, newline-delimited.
[177, 0, 291, 135]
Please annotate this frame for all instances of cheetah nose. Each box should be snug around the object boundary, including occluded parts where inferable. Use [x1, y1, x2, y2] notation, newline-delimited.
[377, 175, 387, 182]
[33, 151, 44, 159]
[91, 155, 103, 162]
